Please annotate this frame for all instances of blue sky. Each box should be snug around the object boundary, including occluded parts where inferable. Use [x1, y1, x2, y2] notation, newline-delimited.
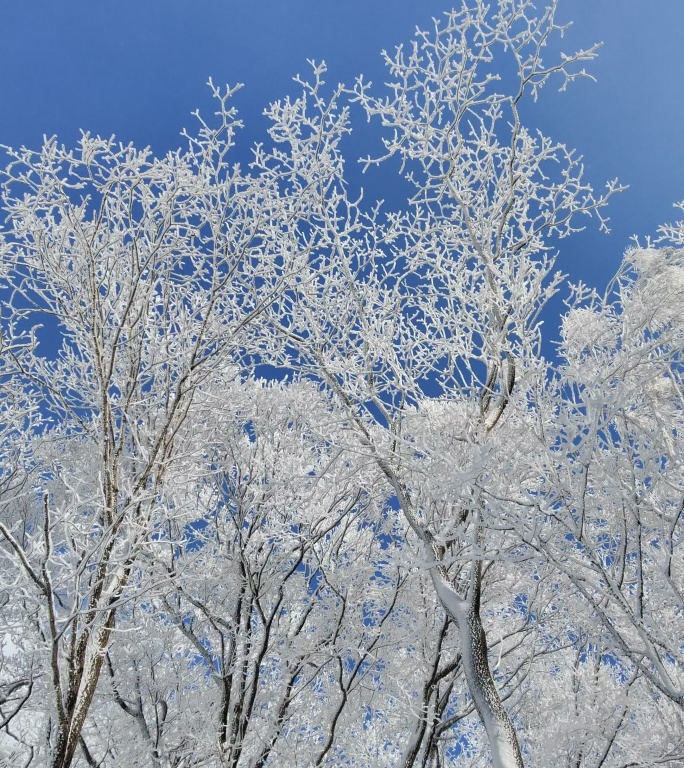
[1, 0, 683, 301]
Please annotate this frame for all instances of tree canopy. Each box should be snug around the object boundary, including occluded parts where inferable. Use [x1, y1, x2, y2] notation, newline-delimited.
[0, 2, 682, 767]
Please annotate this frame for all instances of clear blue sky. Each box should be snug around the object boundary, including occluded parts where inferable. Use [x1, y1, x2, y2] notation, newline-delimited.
[1, 0, 683, 299]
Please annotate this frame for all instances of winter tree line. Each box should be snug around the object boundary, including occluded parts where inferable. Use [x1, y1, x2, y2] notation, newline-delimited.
[0, 1, 682, 766]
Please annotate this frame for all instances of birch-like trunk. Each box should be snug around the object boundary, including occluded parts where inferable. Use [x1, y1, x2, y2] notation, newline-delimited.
[50, 612, 116, 768]
[430, 567, 524, 768]
[372, 455, 524, 767]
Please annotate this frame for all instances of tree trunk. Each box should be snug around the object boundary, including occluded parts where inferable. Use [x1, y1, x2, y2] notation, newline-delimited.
[430, 569, 524, 768]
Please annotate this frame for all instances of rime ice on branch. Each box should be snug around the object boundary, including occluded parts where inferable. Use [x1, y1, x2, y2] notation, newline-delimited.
[1, 2, 682, 767]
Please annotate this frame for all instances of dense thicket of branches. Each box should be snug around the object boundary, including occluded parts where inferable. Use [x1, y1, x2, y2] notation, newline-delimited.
[0, 2, 682, 767]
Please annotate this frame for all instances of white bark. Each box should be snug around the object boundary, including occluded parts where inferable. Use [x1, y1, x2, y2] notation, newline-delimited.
[430, 568, 524, 768]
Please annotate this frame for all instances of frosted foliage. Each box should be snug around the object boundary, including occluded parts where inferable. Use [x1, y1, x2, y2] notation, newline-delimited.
[620, 247, 684, 335]
[631, 246, 665, 274]
[560, 307, 618, 363]
[0, 2, 683, 768]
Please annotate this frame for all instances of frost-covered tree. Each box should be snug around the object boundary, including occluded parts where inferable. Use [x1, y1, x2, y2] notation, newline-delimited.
[531, 215, 684, 766]
[0, 96, 322, 766]
[252, 2, 618, 765]
[0, 1, 682, 767]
